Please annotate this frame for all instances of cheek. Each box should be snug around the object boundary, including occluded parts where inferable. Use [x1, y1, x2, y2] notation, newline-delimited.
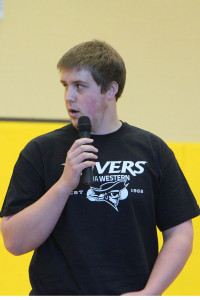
[84, 98, 101, 115]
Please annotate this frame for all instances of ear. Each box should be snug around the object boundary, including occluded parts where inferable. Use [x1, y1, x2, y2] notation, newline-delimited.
[106, 81, 119, 100]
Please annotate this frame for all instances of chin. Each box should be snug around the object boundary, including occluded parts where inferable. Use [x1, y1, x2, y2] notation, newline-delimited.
[70, 118, 78, 128]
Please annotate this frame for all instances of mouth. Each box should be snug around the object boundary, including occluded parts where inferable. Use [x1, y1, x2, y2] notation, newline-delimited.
[68, 108, 80, 118]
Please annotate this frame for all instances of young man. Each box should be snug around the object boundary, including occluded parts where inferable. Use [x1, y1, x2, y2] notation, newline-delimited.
[1, 40, 199, 296]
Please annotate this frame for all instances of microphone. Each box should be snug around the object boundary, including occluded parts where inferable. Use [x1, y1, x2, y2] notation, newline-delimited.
[77, 116, 93, 185]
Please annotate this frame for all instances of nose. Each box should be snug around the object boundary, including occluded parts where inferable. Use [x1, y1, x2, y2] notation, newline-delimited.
[65, 86, 76, 103]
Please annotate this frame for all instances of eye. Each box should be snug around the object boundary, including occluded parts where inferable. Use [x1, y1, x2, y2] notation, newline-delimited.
[76, 83, 85, 90]
[61, 82, 68, 89]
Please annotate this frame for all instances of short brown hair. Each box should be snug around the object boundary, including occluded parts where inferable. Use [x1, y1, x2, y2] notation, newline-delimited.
[57, 40, 126, 101]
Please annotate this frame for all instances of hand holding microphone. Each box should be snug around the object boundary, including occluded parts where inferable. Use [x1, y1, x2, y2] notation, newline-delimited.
[60, 116, 97, 191]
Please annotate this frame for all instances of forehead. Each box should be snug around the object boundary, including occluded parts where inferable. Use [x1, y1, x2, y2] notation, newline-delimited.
[60, 68, 94, 83]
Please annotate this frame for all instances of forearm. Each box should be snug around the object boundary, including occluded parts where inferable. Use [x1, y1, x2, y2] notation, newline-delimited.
[122, 220, 193, 296]
[1, 138, 98, 256]
[1, 179, 71, 255]
[143, 221, 193, 295]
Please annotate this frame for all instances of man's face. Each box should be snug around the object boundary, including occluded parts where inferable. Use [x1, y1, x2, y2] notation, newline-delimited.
[60, 68, 109, 133]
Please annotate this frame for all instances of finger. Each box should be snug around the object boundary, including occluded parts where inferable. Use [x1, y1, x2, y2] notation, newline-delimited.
[79, 160, 97, 172]
[74, 144, 98, 157]
[67, 146, 98, 164]
[68, 143, 98, 163]
[73, 151, 98, 166]
[66, 157, 96, 180]
[68, 139, 98, 161]
[69, 138, 94, 152]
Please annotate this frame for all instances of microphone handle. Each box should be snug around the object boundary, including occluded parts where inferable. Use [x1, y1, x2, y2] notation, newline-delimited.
[79, 131, 93, 185]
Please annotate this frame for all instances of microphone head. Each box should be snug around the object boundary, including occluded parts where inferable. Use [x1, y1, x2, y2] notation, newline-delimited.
[78, 116, 92, 133]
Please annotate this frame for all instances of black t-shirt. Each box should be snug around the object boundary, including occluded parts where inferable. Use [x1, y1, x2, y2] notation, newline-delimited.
[1, 122, 199, 295]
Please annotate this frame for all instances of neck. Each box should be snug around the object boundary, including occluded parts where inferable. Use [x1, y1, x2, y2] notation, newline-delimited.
[91, 119, 122, 135]
[91, 101, 121, 135]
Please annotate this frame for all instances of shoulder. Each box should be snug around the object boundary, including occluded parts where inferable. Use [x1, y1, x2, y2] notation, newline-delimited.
[23, 123, 77, 151]
[122, 122, 175, 167]
[123, 122, 171, 150]
[17, 123, 78, 164]
[30, 123, 77, 144]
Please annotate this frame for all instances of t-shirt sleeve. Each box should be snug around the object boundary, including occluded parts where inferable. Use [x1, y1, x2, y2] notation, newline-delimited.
[0, 141, 45, 217]
[155, 144, 200, 231]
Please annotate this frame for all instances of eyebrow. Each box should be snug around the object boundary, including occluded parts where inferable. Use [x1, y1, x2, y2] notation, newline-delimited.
[60, 80, 88, 85]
